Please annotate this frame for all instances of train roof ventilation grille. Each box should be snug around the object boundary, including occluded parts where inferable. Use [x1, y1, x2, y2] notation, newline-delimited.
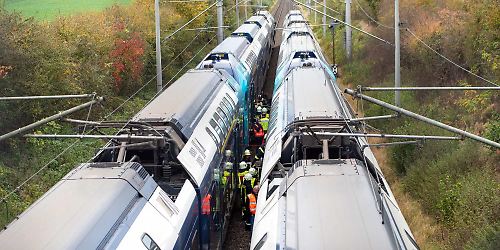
[131, 163, 149, 180]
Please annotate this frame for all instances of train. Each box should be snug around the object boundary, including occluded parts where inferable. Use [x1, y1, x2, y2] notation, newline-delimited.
[250, 10, 419, 250]
[0, 11, 275, 250]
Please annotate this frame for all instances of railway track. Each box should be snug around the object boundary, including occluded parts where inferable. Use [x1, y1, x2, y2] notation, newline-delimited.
[260, 0, 293, 99]
[222, 1, 293, 248]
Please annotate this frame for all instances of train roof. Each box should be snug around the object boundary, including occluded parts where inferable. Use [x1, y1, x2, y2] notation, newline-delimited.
[286, 15, 306, 23]
[286, 10, 302, 17]
[133, 70, 226, 139]
[232, 23, 260, 38]
[0, 162, 156, 249]
[286, 34, 319, 54]
[244, 16, 267, 27]
[209, 36, 250, 58]
[256, 10, 274, 22]
[276, 159, 406, 249]
[283, 67, 347, 120]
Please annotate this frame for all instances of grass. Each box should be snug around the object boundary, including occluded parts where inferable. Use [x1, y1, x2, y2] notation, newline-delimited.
[4, 0, 131, 20]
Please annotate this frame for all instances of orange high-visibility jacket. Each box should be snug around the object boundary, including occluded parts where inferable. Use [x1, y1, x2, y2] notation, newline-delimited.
[247, 193, 257, 215]
[202, 194, 211, 215]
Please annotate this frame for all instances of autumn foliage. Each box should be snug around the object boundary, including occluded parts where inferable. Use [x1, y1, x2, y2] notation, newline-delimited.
[110, 27, 145, 93]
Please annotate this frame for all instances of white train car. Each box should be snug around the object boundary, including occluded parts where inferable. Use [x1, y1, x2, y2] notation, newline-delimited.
[251, 11, 419, 250]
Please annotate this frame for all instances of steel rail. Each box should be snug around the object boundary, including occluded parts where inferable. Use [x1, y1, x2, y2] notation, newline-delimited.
[0, 97, 103, 142]
[345, 88, 500, 148]
[0, 93, 94, 101]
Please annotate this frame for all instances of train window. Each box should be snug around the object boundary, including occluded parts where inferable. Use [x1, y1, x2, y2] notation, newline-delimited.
[206, 127, 219, 144]
[214, 112, 228, 132]
[210, 118, 224, 142]
[217, 107, 230, 126]
[219, 101, 232, 118]
[141, 233, 161, 250]
[224, 94, 236, 108]
[220, 99, 233, 117]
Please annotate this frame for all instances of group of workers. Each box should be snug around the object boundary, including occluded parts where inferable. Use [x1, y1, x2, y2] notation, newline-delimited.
[250, 95, 270, 146]
[219, 95, 271, 231]
[240, 95, 271, 230]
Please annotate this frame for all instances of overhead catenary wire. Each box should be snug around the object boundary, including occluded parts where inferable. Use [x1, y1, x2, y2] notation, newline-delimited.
[353, 0, 393, 29]
[0, 8, 219, 205]
[163, 1, 218, 41]
[293, 0, 394, 46]
[309, 0, 341, 15]
[406, 28, 499, 87]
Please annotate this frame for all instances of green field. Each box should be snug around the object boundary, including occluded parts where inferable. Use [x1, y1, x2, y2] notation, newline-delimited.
[3, 0, 132, 20]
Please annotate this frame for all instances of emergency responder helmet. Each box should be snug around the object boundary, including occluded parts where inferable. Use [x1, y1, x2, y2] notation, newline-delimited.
[225, 150, 232, 157]
[257, 106, 262, 113]
[244, 173, 253, 181]
[225, 162, 233, 170]
[239, 161, 247, 170]
[249, 167, 257, 176]
[262, 107, 268, 114]
[244, 149, 251, 156]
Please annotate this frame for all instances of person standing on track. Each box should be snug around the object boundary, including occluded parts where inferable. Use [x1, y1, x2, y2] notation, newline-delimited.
[245, 184, 259, 230]
[260, 107, 269, 133]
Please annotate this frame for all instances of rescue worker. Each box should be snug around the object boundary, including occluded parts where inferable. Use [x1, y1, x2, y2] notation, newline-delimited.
[254, 146, 265, 162]
[252, 121, 264, 145]
[248, 167, 257, 179]
[260, 108, 269, 133]
[201, 193, 212, 245]
[242, 173, 256, 230]
[255, 106, 262, 120]
[238, 161, 249, 204]
[243, 149, 252, 163]
[222, 162, 233, 189]
[245, 184, 259, 230]
[261, 107, 268, 117]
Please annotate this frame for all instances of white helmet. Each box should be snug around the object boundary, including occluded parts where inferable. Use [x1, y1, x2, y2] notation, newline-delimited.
[244, 149, 251, 156]
[225, 150, 232, 157]
[225, 162, 233, 170]
[249, 167, 257, 176]
[244, 173, 253, 181]
[262, 107, 268, 114]
[239, 161, 248, 170]
[257, 106, 262, 113]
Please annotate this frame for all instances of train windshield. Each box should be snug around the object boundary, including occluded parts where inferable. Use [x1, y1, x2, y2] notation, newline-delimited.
[293, 51, 317, 59]
[205, 53, 229, 61]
